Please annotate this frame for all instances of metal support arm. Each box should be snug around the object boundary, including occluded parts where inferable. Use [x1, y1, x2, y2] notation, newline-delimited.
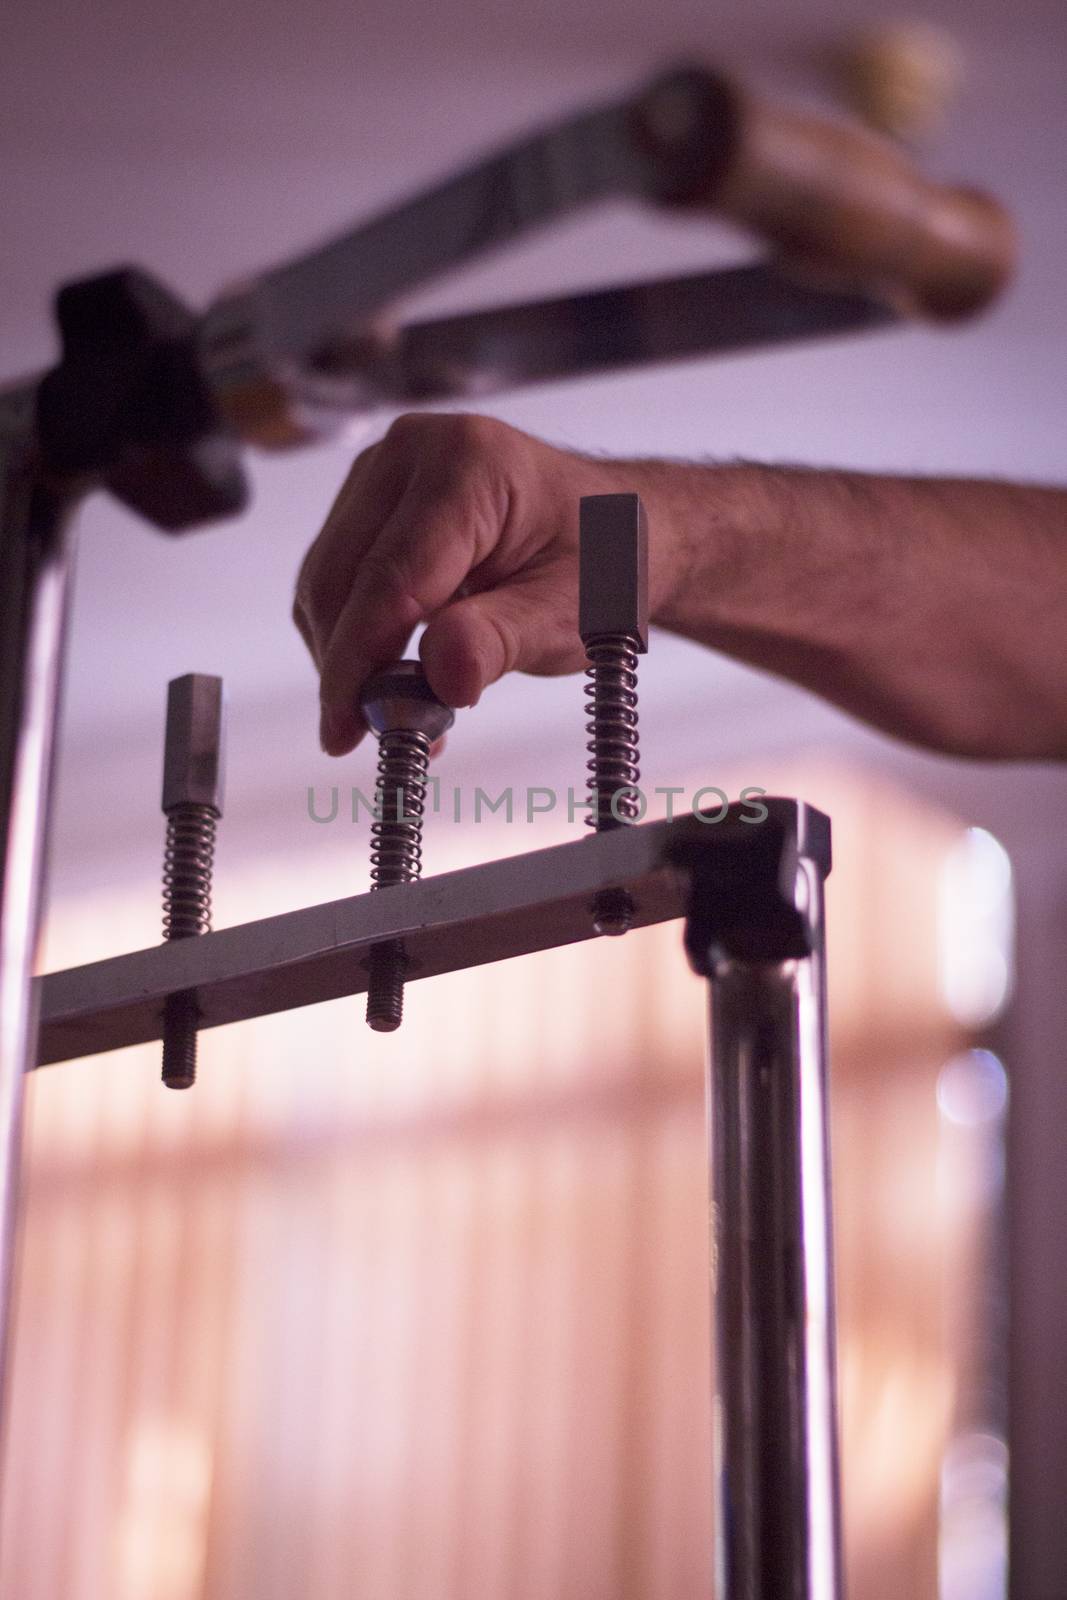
[3, 59, 1013, 471]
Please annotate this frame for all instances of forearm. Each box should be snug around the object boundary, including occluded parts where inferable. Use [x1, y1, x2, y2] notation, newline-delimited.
[628, 459, 1067, 759]
[297, 414, 1066, 763]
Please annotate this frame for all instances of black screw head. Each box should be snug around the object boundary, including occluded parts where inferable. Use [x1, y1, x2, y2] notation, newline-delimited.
[360, 660, 455, 740]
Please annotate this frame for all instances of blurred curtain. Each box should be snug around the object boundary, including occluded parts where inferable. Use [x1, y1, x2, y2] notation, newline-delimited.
[1, 769, 995, 1600]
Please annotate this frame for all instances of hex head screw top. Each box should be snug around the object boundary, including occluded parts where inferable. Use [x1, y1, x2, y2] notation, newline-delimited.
[579, 493, 649, 936]
[160, 674, 225, 1089]
[360, 661, 455, 1032]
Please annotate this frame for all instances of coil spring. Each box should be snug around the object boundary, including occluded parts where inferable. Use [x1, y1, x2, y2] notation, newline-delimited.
[585, 634, 641, 829]
[366, 729, 430, 1031]
[369, 729, 431, 887]
[163, 805, 217, 939]
[161, 803, 217, 1089]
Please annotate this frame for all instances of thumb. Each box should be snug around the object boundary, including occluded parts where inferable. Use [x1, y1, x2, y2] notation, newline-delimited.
[419, 581, 573, 708]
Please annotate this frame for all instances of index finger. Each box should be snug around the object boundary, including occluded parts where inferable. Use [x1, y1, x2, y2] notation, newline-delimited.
[317, 489, 484, 754]
[292, 438, 410, 670]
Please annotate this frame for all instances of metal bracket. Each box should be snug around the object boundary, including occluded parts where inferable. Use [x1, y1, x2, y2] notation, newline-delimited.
[35, 268, 249, 531]
[666, 801, 832, 969]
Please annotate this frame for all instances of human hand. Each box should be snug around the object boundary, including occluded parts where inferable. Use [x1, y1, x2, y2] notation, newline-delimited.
[293, 412, 675, 755]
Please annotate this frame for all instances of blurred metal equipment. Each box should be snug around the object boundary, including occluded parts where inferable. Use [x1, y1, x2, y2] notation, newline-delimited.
[160, 673, 225, 1089]
[579, 491, 649, 935]
[359, 661, 454, 1032]
[0, 51, 1015, 1584]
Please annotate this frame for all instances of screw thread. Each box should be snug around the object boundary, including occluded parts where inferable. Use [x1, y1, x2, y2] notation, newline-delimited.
[366, 730, 430, 1029]
[366, 940, 407, 1032]
[162, 990, 199, 1090]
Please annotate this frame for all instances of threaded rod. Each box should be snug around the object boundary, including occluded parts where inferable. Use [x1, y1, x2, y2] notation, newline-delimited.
[161, 803, 217, 1088]
[584, 633, 641, 935]
[366, 729, 430, 1031]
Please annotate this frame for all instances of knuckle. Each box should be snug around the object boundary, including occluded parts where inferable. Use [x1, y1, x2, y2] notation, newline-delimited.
[388, 411, 503, 471]
[482, 606, 521, 678]
[361, 551, 423, 620]
[441, 415, 512, 482]
[426, 417, 512, 525]
[445, 411, 502, 452]
[383, 411, 434, 450]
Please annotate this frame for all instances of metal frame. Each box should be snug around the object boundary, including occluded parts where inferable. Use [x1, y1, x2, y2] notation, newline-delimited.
[0, 73, 895, 1498]
[699, 852, 840, 1596]
[0, 54, 1016, 1593]
[0, 88, 884, 1585]
[0, 434, 79, 1422]
[35, 798, 841, 1599]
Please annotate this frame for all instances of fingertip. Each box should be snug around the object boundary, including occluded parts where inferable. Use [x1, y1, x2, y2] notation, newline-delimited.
[320, 704, 364, 757]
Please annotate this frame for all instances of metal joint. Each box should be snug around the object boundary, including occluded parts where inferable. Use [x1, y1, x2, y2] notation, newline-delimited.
[665, 798, 832, 971]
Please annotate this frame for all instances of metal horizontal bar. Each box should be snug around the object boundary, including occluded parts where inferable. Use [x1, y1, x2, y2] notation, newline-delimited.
[390, 263, 894, 403]
[242, 96, 655, 367]
[36, 800, 827, 1069]
[35, 815, 692, 1068]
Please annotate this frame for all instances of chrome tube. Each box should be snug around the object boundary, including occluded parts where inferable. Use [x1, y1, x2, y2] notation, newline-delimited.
[706, 858, 842, 1599]
[0, 438, 76, 1431]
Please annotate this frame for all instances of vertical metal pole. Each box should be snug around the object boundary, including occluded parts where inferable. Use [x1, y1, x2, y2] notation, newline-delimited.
[0, 431, 77, 1430]
[705, 856, 843, 1599]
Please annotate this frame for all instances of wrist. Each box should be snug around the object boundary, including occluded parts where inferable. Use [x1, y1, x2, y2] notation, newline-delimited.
[621, 459, 771, 638]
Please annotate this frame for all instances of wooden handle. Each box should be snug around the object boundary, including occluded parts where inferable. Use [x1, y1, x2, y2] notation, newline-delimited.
[636, 68, 1016, 320]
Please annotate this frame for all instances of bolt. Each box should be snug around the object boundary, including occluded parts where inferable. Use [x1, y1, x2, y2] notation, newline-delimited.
[360, 661, 454, 1031]
[579, 493, 649, 936]
[160, 674, 224, 1088]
